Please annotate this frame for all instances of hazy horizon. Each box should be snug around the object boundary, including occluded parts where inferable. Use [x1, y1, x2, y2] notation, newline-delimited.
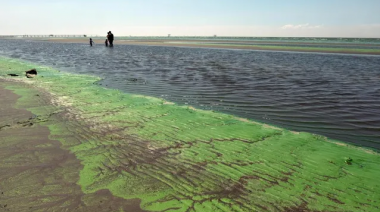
[3, 35, 380, 39]
[1, 0, 380, 38]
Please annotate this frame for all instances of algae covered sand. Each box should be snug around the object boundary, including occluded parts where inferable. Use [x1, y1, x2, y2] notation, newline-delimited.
[1, 57, 380, 211]
[0, 80, 144, 211]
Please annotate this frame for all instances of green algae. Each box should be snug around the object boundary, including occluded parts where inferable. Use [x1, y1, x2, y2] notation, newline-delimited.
[1, 57, 380, 211]
[0, 80, 145, 211]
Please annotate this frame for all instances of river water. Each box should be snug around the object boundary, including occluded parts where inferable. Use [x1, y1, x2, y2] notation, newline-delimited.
[1, 39, 379, 149]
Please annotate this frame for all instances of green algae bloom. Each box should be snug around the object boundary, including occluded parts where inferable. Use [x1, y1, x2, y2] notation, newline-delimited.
[1, 57, 380, 211]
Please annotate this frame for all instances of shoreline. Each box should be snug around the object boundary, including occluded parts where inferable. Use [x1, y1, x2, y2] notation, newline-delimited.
[9, 38, 380, 55]
[1, 57, 380, 211]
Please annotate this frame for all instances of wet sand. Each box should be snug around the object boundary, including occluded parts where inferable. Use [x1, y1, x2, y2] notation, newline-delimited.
[37, 38, 380, 55]
[0, 80, 145, 212]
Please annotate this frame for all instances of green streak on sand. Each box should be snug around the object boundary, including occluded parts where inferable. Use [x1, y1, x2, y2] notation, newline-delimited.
[1, 57, 380, 212]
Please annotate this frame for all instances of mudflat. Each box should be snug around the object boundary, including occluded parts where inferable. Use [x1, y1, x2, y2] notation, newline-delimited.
[1, 55, 380, 212]
[0, 80, 145, 212]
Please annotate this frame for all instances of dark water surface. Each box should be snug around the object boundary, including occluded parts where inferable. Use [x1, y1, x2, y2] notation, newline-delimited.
[1, 39, 380, 149]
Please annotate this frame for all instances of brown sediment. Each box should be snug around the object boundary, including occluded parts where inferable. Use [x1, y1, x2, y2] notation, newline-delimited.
[283, 202, 314, 212]
[0, 80, 145, 212]
[34, 38, 380, 55]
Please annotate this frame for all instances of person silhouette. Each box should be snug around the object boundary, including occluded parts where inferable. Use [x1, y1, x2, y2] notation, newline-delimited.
[89, 38, 95, 47]
[108, 31, 114, 47]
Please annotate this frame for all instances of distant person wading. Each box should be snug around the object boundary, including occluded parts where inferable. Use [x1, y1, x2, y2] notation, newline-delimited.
[89, 38, 95, 47]
[107, 31, 114, 47]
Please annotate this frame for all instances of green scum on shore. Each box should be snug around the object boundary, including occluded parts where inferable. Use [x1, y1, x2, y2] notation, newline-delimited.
[1, 57, 380, 212]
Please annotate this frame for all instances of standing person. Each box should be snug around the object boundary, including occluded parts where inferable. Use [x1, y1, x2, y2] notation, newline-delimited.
[105, 38, 108, 47]
[106, 32, 110, 45]
[89, 38, 95, 47]
[108, 31, 114, 47]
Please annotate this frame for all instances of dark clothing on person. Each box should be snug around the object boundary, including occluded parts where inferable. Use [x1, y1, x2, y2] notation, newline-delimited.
[105, 39, 108, 47]
[108, 32, 114, 47]
[89, 38, 94, 47]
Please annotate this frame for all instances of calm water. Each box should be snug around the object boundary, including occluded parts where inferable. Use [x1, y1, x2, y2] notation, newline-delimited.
[117, 36, 380, 44]
[202, 42, 380, 50]
[1, 39, 380, 149]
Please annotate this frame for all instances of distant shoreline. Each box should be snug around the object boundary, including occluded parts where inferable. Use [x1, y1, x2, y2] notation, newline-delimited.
[1, 37, 380, 55]
[23, 38, 380, 55]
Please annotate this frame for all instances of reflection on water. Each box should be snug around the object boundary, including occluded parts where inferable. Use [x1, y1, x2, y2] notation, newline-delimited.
[1, 39, 380, 149]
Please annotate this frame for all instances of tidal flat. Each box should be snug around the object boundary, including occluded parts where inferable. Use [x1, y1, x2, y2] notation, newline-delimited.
[1, 57, 380, 211]
[34, 37, 380, 55]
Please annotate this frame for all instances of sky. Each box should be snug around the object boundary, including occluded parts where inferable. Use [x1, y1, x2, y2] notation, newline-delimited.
[1, 0, 380, 37]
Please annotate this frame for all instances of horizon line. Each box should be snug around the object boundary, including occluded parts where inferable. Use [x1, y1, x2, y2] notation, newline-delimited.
[1, 35, 380, 39]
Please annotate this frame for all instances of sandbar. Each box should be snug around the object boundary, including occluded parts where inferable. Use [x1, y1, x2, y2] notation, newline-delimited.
[25, 38, 380, 55]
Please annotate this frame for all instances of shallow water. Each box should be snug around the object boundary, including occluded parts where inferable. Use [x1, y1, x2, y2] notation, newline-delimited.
[201, 42, 380, 50]
[1, 39, 380, 149]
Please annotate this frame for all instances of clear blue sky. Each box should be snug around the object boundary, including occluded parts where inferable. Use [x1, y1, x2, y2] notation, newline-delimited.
[1, 0, 380, 37]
